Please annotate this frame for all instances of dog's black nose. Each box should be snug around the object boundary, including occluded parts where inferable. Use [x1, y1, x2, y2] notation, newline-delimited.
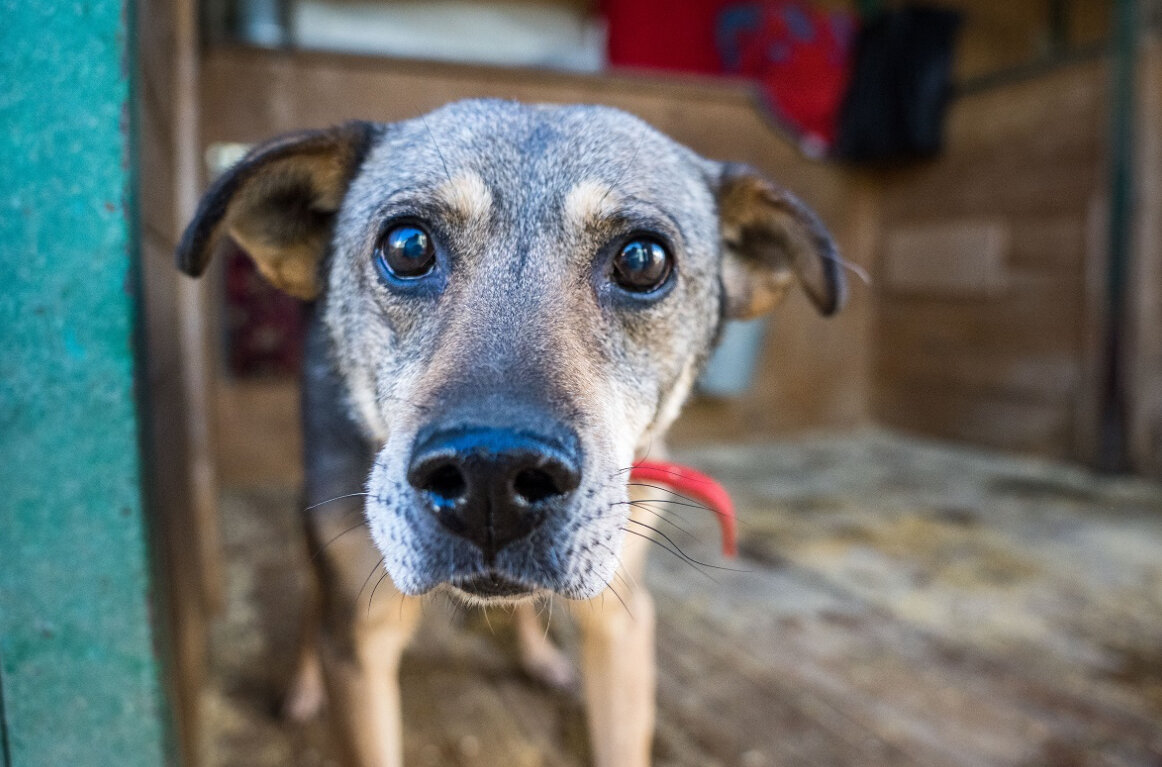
[407, 425, 582, 558]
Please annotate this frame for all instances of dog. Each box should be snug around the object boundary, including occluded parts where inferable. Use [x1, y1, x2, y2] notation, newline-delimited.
[177, 99, 843, 767]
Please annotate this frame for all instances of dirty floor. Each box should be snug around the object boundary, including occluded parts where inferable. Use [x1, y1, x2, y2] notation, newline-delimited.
[202, 431, 1162, 767]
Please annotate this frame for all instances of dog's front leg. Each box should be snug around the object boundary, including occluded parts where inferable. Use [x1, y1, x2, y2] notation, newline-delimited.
[569, 522, 656, 767]
[316, 528, 421, 767]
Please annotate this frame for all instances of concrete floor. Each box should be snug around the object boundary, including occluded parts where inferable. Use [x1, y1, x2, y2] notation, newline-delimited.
[202, 431, 1162, 767]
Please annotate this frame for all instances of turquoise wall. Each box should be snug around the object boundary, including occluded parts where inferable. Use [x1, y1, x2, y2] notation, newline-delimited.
[0, 0, 170, 764]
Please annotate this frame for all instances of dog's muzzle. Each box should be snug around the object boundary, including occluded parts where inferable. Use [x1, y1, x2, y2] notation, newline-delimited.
[406, 423, 582, 562]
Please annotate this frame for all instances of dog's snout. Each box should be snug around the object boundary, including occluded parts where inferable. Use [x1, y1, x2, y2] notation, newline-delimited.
[407, 425, 582, 557]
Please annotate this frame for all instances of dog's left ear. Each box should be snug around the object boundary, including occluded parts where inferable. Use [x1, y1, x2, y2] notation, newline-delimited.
[176, 122, 375, 300]
[715, 163, 846, 319]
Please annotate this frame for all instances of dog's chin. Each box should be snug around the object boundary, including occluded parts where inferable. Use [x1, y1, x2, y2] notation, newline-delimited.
[446, 572, 544, 607]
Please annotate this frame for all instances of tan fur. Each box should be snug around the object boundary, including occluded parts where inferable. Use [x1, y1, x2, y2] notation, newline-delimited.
[437, 171, 494, 222]
[563, 179, 620, 230]
[567, 490, 658, 767]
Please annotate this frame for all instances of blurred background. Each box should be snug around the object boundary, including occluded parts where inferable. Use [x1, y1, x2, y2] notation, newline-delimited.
[4, 0, 1162, 766]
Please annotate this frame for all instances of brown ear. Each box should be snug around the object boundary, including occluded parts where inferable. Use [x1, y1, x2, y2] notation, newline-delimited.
[716, 163, 845, 319]
[175, 122, 375, 300]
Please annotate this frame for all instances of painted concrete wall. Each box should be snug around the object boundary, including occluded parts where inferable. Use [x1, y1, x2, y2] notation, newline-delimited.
[0, 0, 170, 764]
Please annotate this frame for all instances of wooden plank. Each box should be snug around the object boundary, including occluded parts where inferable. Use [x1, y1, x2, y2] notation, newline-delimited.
[946, 0, 1052, 82]
[0, 1, 170, 763]
[881, 149, 1100, 221]
[882, 220, 1009, 297]
[1128, 42, 1162, 477]
[875, 286, 1085, 356]
[1072, 194, 1112, 466]
[872, 56, 1108, 463]
[944, 59, 1108, 154]
[1006, 215, 1088, 272]
[136, 0, 221, 762]
[875, 348, 1081, 404]
[873, 384, 1074, 457]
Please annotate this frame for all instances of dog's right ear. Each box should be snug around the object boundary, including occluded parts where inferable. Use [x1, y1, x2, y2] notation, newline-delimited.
[176, 122, 375, 300]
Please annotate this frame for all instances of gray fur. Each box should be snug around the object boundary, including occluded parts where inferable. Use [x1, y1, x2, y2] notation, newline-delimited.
[178, 98, 842, 604]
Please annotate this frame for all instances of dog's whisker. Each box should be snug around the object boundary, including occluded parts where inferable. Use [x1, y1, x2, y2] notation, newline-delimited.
[613, 499, 692, 541]
[638, 438, 656, 467]
[621, 495, 757, 534]
[599, 137, 643, 210]
[482, 605, 496, 635]
[593, 539, 637, 594]
[543, 595, 555, 644]
[625, 518, 746, 573]
[420, 113, 454, 185]
[604, 580, 634, 620]
[619, 526, 718, 583]
[311, 520, 370, 561]
[611, 568, 634, 597]
[356, 557, 386, 606]
[368, 569, 392, 616]
[827, 251, 871, 285]
[613, 499, 697, 539]
[594, 538, 628, 572]
[607, 441, 657, 480]
[303, 491, 370, 511]
[609, 546, 640, 593]
[617, 464, 720, 488]
[644, 499, 757, 538]
[446, 591, 467, 624]
[623, 481, 734, 520]
[612, 496, 697, 523]
[446, 596, 459, 628]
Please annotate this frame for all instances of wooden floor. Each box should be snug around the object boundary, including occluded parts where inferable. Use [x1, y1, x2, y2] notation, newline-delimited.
[202, 431, 1162, 767]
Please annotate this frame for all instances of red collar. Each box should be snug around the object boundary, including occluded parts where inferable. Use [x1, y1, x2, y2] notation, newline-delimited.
[629, 460, 737, 558]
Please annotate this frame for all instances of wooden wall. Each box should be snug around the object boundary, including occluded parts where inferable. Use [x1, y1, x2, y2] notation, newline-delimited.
[137, 0, 219, 760]
[870, 59, 1109, 461]
[198, 48, 875, 480]
[194, 44, 1159, 476]
[938, 0, 1112, 81]
[1129, 41, 1162, 476]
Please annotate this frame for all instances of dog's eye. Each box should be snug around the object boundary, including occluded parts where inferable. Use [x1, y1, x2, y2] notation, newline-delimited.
[612, 238, 671, 293]
[375, 224, 436, 279]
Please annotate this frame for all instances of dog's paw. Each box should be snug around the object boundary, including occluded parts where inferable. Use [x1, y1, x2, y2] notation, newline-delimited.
[519, 639, 578, 693]
[281, 656, 327, 722]
[513, 603, 578, 692]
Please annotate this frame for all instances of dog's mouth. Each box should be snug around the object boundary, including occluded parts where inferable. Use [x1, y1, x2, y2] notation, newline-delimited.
[451, 571, 537, 600]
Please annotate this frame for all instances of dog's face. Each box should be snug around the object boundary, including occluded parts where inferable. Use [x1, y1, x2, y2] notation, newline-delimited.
[178, 100, 843, 603]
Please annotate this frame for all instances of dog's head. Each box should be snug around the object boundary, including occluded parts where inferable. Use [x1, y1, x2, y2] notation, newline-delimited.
[178, 100, 843, 602]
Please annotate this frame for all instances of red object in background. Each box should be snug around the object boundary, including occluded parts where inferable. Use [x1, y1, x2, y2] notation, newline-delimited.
[604, 0, 855, 152]
[225, 246, 303, 377]
[721, 1, 855, 150]
[630, 460, 737, 558]
[604, 0, 726, 74]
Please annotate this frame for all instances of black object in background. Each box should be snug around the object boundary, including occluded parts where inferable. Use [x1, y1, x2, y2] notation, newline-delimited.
[835, 6, 962, 162]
